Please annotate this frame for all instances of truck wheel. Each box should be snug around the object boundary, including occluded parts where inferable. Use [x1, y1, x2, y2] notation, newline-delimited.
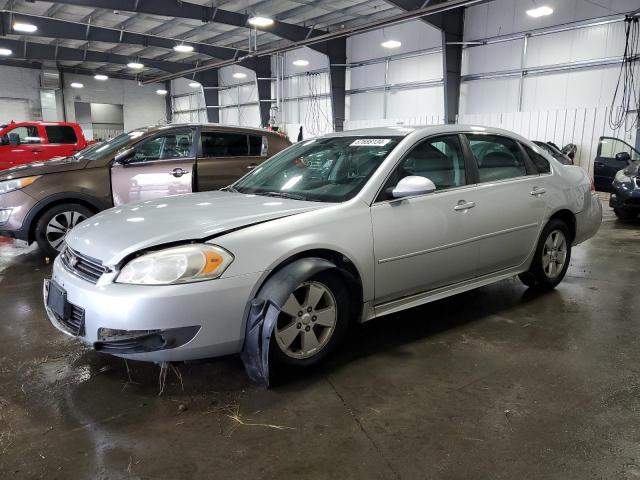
[613, 208, 638, 221]
[34, 204, 93, 257]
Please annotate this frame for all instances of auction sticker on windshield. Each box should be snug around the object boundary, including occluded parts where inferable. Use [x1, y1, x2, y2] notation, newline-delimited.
[350, 139, 392, 147]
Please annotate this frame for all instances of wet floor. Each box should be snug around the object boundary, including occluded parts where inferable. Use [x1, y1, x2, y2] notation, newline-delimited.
[1, 201, 640, 479]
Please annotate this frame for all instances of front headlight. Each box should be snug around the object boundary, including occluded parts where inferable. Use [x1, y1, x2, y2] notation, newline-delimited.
[0, 176, 40, 195]
[116, 244, 234, 285]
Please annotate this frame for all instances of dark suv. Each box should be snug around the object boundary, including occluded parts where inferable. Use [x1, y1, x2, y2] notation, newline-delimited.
[0, 124, 291, 256]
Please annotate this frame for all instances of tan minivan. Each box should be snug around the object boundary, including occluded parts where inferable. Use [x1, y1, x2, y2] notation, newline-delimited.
[0, 124, 291, 256]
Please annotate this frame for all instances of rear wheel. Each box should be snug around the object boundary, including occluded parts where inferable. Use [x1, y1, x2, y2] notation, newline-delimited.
[518, 219, 571, 291]
[271, 271, 349, 368]
[34, 203, 93, 257]
[613, 207, 638, 221]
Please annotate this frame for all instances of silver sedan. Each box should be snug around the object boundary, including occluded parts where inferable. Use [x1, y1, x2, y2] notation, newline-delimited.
[44, 125, 602, 384]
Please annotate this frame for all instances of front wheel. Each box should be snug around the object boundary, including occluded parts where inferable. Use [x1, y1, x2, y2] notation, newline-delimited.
[271, 271, 349, 369]
[518, 219, 572, 291]
[614, 207, 638, 221]
[34, 203, 93, 257]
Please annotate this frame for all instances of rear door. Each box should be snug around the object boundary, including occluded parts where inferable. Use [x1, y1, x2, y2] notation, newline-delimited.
[463, 134, 548, 276]
[196, 131, 267, 191]
[594, 136, 640, 191]
[110, 129, 195, 206]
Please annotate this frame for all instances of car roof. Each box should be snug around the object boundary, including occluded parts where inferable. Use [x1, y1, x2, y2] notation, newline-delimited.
[322, 125, 531, 142]
[155, 123, 278, 136]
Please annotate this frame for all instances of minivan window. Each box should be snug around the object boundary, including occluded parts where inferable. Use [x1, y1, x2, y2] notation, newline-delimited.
[201, 132, 249, 157]
[45, 125, 77, 144]
[467, 134, 528, 182]
[249, 135, 265, 156]
[131, 131, 193, 162]
[525, 146, 551, 174]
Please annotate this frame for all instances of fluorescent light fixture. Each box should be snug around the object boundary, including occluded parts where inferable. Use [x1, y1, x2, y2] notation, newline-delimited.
[248, 16, 274, 27]
[94, 74, 108, 80]
[127, 62, 144, 69]
[526, 6, 553, 17]
[13, 22, 38, 33]
[188, 81, 201, 88]
[156, 89, 168, 95]
[381, 40, 402, 49]
[70, 82, 84, 88]
[233, 72, 247, 79]
[173, 44, 194, 53]
[0, 48, 12, 56]
[292, 59, 310, 67]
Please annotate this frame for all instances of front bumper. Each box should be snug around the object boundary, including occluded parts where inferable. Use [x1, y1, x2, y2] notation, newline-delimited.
[45, 256, 262, 362]
[610, 183, 640, 210]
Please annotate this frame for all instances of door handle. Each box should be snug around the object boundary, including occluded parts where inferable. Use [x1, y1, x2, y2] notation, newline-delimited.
[530, 187, 546, 196]
[594, 162, 604, 167]
[246, 164, 257, 170]
[32, 149, 43, 153]
[454, 200, 476, 211]
[170, 167, 189, 178]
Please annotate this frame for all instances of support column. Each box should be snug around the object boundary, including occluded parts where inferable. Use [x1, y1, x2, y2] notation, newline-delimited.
[164, 80, 172, 123]
[241, 57, 273, 128]
[439, 9, 463, 124]
[326, 39, 346, 132]
[196, 70, 219, 123]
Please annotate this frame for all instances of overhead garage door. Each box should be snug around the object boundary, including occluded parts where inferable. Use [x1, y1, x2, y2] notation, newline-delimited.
[0, 98, 30, 123]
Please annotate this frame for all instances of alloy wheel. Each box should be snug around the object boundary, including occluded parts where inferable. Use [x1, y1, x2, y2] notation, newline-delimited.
[542, 229, 567, 279]
[275, 281, 337, 359]
[45, 211, 87, 252]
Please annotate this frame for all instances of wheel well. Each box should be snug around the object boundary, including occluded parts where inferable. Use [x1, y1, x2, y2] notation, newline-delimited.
[266, 249, 364, 322]
[28, 198, 99, 243]
[549, 209, 576, 242]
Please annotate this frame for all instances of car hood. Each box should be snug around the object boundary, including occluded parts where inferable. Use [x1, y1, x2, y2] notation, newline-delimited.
[65, 191, 328, 266]
[0, 156, 88, 180]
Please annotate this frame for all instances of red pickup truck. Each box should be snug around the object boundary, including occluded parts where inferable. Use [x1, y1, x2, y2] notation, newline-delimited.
[0, 121, 90, 170]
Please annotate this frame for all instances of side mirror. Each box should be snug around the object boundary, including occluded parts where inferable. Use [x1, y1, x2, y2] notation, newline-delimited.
[114, 148, 135, 164]
[392, 175, 436, 199]
[0, 135, 8, 146]
[615, 151, 631, 164]
[8, 133, 20, 146]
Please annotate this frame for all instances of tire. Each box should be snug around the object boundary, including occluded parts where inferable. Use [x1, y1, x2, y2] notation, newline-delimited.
[34, 203, 93, 258]
[518, 219, 572, 291]
[270, 271, 350, 369]
[613, 207, 638, 221]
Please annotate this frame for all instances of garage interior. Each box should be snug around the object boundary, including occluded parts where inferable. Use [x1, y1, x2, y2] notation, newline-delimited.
[0, 0, 639, 478]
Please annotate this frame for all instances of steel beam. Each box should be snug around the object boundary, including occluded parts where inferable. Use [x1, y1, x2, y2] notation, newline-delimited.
[194, 70, 220, 123]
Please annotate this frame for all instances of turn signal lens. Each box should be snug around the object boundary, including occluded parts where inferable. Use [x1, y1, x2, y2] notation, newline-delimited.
[116, 244, 233, 285]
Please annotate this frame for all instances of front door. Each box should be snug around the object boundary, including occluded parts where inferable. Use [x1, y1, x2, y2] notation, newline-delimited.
[594, 136, 640, 192]
[196, 131, 267, 191]
[0, 124, 47, 167]
[110, 130, 195, 206]
[464, 134, 547, 276]
[371, 134, 480, 304]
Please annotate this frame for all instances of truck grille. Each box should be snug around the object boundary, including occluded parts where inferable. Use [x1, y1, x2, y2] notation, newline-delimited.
[60, 246, 109, 284]
[52, 304, 85, 336]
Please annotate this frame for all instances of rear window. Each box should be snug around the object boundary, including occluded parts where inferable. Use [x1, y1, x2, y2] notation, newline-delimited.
[45, 125, 77, 144]
[525, 146, 551, 174]
[249, 135, 266, 156]
[201, 132, 248, 157]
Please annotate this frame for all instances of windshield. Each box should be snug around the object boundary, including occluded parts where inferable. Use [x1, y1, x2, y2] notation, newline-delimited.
[78, 129, 148, 161]
[232, 136, 402, 202]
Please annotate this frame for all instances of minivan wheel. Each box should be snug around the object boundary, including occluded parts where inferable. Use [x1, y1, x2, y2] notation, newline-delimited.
[271, 271, 349, 368]
[613, 207, 638, 221]
[518, 219, 572, 291]
[34, 203, 93, 257]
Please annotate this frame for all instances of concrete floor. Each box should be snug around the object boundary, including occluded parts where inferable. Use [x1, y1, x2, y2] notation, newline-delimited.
[1, 200, 639, 480]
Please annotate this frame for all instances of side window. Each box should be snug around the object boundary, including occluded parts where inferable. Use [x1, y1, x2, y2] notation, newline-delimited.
[524, 146, 551, 174]
[249, 135, 267, 156]
[131, 131, 193, 163]
[381, 135, 466, 197]
[467, 134, 528, 182]
[599, 137, 640, 161]
[8, 126, 41, 144]
[45, 125, 77, 144]
[201, 132, 249, 157]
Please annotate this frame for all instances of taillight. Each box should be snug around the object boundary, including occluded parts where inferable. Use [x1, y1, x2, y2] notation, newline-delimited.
[589, 175, 595, 192]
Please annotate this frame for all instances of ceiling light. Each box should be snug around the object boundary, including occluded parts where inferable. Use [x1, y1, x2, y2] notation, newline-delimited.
[94, 74, 108, 80]
[233, 72, 247, 79]
[248, 16, 274, 27]
[381, 40, 402, 49]
[156, 89, 168, 95]
[189, 81, 201, 88]
[173, 44, 194, 53]
[0, 48, 12, 56]
[292, 59, 309, 67]
[526, 6, 553, 17]
[127, 62, 144, 69]
[70, 82, 84, 88]
[13, 22, 38, 33]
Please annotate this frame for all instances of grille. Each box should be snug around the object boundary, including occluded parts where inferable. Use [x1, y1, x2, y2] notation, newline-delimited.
[52, 304, 85, 336]
[60, 246, 109, 284]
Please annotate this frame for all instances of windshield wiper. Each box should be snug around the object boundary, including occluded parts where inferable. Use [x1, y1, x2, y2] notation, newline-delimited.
[221, 186, 239, 193]
[258, 191, 307, 200]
